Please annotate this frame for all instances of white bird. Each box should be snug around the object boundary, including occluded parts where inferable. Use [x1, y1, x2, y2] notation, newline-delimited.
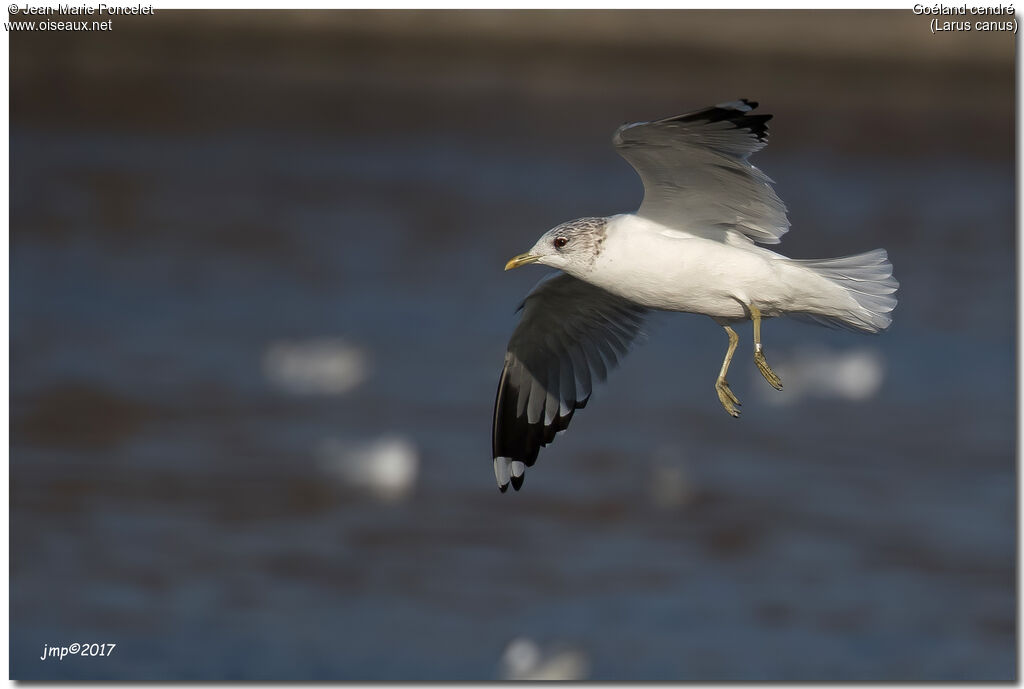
[498, 637, 589, 681]
[493, 100, 898, 492]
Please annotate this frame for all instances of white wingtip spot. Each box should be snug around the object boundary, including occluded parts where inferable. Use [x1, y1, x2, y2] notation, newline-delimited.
[716, 99, 753, 112]
[510, 460, 526, 478]
[494, 457, 512, 487]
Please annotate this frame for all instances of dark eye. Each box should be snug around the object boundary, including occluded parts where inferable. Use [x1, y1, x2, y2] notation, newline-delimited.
[554, 237, 569, 249]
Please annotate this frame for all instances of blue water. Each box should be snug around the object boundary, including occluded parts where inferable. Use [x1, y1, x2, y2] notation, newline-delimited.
[9, 24, 1015, 680]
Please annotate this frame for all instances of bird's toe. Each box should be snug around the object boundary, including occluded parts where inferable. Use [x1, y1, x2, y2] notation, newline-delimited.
[754, 351, 783, 390]
[715, 379, 742, 417]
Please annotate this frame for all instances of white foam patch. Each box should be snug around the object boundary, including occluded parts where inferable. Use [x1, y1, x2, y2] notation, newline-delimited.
[755, 345, 885, 406]
[498, 637, 590, 681]
[263, 337, 369, 395]
[317, 434, 419, 502]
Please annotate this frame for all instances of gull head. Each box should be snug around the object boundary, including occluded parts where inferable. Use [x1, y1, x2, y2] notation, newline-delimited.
[505, 217, 608, 275]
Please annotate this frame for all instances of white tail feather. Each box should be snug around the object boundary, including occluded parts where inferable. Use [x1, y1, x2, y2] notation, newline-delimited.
[795, 249, 898, 333]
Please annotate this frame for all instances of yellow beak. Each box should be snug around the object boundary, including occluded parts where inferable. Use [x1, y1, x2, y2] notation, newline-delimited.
[504, 252, 540, 271]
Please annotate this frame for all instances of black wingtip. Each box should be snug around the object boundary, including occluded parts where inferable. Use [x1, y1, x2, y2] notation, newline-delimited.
[498, 482, 508, 493]
[666, 99, 771, 143]
[491, 275, 648, 494]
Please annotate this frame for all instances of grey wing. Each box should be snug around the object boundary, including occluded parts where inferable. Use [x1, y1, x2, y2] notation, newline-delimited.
[492, 273, 646, 492]
[613, 99, 790, 245]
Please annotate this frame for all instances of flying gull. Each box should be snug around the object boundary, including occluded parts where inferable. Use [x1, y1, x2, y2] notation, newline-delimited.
[492, 100, 898, 492]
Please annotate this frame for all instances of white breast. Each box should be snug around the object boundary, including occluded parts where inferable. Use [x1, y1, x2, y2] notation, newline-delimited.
[583, 214, 790, 319]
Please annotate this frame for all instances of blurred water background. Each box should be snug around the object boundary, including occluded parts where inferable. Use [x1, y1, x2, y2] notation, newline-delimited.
[9, 10, 1015, 680]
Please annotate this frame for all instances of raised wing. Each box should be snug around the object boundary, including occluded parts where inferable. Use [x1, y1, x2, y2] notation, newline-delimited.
[492, 273, 646, 492]
[613, 99, 790, 245]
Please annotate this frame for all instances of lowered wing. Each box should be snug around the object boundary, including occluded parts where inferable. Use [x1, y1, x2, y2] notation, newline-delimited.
[492, 273, 647, 492]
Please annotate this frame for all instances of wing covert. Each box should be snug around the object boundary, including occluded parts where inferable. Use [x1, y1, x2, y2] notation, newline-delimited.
[613, 99, 790, 245]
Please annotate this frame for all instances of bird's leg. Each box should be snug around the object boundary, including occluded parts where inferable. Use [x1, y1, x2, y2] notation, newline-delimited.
[715, 325, 742, 417]
[749, 304, 783, 390]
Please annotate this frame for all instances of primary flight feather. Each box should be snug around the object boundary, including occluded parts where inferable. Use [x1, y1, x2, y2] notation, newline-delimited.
[493, 99, 898, 492]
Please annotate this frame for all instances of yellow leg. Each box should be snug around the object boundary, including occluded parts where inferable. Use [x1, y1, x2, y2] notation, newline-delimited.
[749, 304, 783, 390]
[715, 325, 742, 417]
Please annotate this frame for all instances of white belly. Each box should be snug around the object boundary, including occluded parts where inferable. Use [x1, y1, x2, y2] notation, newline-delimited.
[583, 215, 802, 320]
